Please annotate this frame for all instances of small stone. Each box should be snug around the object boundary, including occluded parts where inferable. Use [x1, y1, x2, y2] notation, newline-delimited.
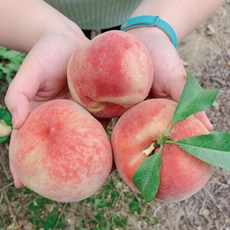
[206, 24, 215, 36]
[181, 59, 188, 67]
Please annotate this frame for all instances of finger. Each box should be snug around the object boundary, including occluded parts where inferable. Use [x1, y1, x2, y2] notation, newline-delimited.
[165, 72, 213, 131]
[5, 89, 30, 130]
[194, 111, 213, 131]
[167, 69, 187, 102]
[5, 55, 41, 129]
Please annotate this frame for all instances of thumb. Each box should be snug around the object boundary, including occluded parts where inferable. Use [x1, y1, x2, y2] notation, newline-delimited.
[168, 74, 213, 131]
[166, 68, 187, 103]
[5, 88, 30, 130]
[5, 57, 41, 129]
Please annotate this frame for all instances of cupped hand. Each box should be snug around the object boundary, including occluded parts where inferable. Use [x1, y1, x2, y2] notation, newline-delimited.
[127, 28, 213, 130]
[5, 31, 89, 129]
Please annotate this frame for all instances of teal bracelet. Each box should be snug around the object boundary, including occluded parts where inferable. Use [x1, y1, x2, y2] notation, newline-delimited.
[120, 15, 178, 48]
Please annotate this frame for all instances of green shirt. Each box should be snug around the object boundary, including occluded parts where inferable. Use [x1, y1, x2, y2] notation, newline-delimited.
[45, 0, 142, 30]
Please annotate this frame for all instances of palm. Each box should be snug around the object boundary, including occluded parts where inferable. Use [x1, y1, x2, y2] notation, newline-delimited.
[5, 33, 89, 128]
[127, 28, 212, 130]
[128, 28, 186, 102]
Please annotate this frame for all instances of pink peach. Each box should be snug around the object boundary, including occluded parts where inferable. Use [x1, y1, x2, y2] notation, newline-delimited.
[9, 99, 112, 202]
[67, 30, 153, 118]
[111, 99, 213, 202]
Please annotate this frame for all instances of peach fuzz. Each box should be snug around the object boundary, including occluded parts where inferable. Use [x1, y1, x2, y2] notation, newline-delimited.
[9, 99, 113, 202]
[67, 30, 153, 118]
[111, 99, 213, 202]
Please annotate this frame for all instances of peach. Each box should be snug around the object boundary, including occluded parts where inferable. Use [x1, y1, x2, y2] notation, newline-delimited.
[67, 30, 153, 118]
[0, 119, 12, 137]
[111, 99, 213, 202]
[9, 99, 112, 202]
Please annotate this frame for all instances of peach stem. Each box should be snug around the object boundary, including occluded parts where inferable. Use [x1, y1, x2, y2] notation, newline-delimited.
[143, 143, 156, 156]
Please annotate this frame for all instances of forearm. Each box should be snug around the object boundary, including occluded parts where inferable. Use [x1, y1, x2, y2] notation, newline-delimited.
[0, 0, 84, 52]
[131, 0, 224, 42]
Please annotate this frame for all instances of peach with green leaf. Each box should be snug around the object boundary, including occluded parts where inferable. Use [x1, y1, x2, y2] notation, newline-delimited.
[111, 76, 230, 202]
[111, 98, 214, 202]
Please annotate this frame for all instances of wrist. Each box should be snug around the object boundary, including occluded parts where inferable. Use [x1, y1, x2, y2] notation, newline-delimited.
[121, 15, 178, 48]
[54, 24, 89, 47]
[129, 0, 224, 42]
[127, 26, 173, 47]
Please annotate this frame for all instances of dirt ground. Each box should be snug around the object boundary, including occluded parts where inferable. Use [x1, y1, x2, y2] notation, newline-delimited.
[0, 1, 230, 230]
[152, 1, 230, 229]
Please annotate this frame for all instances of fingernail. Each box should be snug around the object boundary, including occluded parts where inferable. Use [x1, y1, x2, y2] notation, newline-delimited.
[209, 123, 214, 131]
[207, 120, 214, 131]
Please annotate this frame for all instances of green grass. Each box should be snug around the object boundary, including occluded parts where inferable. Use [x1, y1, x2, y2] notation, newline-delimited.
[0, 47, 25, 82]
[1, 170, 159, 229]
[0, 46, 159, 229]
[0, 47, 25, 98]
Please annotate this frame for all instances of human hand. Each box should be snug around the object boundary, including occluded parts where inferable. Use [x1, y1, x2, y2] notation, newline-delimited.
[127, 28, 213, 130]
[5, 31, 89, 129]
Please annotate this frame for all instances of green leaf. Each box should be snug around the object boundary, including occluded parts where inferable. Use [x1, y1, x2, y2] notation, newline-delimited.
[172, 75, 218, 125]
[0, 47, 25, 64]
[0, 108, 12, 143]
[0, 108, 12, 126]
[177, 132, 230, 170]
[132, 148, 162, 202]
